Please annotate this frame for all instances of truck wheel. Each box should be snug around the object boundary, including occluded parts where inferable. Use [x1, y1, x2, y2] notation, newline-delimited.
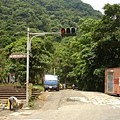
[56, 88, 59, 91]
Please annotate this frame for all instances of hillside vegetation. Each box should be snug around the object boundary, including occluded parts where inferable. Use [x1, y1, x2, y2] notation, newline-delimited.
[0, 0, 102, 47]
[0, 0, 120, 92]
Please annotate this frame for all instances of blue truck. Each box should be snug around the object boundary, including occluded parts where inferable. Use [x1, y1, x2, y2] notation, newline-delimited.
[44, 74, 59, 91]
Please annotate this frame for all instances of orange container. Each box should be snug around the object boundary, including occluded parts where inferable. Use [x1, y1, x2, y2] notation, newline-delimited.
[105, 67, 120, 95]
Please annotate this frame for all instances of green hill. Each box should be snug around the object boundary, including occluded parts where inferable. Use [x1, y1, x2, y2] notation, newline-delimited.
[0, 0, 102, 48]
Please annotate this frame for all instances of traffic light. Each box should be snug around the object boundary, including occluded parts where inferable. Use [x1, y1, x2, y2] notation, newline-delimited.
[61, 28, 76, 37]
[61, 28, 65, 34]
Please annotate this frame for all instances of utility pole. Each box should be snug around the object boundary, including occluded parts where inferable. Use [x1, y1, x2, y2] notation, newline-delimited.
[26, 28, 30, 106]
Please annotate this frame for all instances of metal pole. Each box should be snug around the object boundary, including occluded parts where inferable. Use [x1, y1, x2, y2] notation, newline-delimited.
[54, 67, 55, 75]
[26, 28, 30, 106]
[25, 29, 60, 106]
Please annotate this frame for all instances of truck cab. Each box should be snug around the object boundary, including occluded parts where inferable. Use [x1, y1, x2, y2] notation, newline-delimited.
[44, 74, 59, 91]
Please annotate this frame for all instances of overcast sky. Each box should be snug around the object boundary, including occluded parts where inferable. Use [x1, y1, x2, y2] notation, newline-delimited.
[82, 0, 120, 13]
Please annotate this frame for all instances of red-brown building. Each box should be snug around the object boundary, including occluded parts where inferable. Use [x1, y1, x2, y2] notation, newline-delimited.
[105, 67, 120, 95]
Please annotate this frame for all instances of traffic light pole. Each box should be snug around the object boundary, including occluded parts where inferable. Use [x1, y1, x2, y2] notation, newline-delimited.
[26, 28, 60, 106]
[26, 28, 30, 107]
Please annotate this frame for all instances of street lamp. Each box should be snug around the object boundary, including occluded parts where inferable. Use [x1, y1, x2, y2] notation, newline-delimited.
[26, 28, 60, 106]
[26, 28, 45, 106]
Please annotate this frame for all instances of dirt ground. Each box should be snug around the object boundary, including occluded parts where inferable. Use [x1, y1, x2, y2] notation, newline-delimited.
[32, 91, 48, 109]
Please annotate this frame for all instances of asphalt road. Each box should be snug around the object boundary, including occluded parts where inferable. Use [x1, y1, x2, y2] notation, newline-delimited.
[1, 89, 120, 120]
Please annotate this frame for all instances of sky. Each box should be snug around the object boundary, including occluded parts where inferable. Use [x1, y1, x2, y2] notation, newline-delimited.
[82, 0, 120, 13]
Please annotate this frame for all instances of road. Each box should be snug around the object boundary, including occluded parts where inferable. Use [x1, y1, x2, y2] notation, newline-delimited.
[1, 89, 120, 120]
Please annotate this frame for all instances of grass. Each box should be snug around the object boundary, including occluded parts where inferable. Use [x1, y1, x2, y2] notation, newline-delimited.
[29, 97, 35, 108]
[32, 85, 44, 91]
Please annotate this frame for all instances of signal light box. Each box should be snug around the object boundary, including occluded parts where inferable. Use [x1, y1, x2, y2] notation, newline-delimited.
[61, 28, 76, 37]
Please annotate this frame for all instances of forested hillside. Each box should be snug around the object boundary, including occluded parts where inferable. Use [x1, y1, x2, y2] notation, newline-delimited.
[0, 0, 120, 92]
[0, 0, 102, 47]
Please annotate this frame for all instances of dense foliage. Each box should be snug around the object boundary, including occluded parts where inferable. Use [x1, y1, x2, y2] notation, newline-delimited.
[0, 0, 120, 92]
[0, 0, 101, 47]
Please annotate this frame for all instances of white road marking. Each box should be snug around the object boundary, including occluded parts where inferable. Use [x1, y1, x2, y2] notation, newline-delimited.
[12, 119, 42, 120]
[10, 111, 32, 116]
